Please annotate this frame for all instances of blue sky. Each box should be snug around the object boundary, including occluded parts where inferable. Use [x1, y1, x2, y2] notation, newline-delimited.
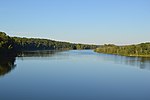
[0, 0, 150, 45]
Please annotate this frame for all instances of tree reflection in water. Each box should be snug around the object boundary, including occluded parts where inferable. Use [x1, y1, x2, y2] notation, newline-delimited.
[1, 50, 150, 76]
[19, 50, 150, 70]
[101, 54, 150, 70]
[17, 50, 66, 61]
[17, 50, 58, 57]
[123, 57, 150, 70]
[0, 50, 59, 77]
[0, 53, 16, 76]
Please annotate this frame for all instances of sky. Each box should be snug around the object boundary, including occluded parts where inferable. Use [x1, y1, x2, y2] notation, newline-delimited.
[0, 0, 150, 45]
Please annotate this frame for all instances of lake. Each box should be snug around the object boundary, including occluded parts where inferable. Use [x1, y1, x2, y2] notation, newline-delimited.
[0, 50, 150, 100]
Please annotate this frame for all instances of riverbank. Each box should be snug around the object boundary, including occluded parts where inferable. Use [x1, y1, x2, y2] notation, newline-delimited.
[95, 43, 150, 57]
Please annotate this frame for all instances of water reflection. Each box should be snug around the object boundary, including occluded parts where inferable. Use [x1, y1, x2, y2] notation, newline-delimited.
[18, 50, 59, 57]
[17, 50, 66, 60]
[0, 53, 16, 76]
[18, 50, 150, 70]
[99, 53, 150, 70]
[120, 56, 150, 70]
[3, 50, 149, 74]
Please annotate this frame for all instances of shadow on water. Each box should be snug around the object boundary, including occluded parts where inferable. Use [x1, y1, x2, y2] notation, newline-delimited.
[0, 52, 17, 76]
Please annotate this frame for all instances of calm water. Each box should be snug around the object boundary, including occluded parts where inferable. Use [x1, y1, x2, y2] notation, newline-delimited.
[1, 50, 150, 100]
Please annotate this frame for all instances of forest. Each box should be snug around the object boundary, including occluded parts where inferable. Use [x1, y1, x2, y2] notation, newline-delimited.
[0, 32, 15, 56]
[95, 43, 150, 57]
[1, 31, 150, 57]
[0, 32, 98, 56]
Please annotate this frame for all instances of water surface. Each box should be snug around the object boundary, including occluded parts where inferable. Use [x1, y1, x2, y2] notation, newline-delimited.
[0, 50, 150, 100]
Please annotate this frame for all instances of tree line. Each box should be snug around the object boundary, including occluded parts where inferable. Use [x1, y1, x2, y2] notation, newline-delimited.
[0, 32, 15, 56]
[0, 32, 98, 55]
[95, 43, 150, 57]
